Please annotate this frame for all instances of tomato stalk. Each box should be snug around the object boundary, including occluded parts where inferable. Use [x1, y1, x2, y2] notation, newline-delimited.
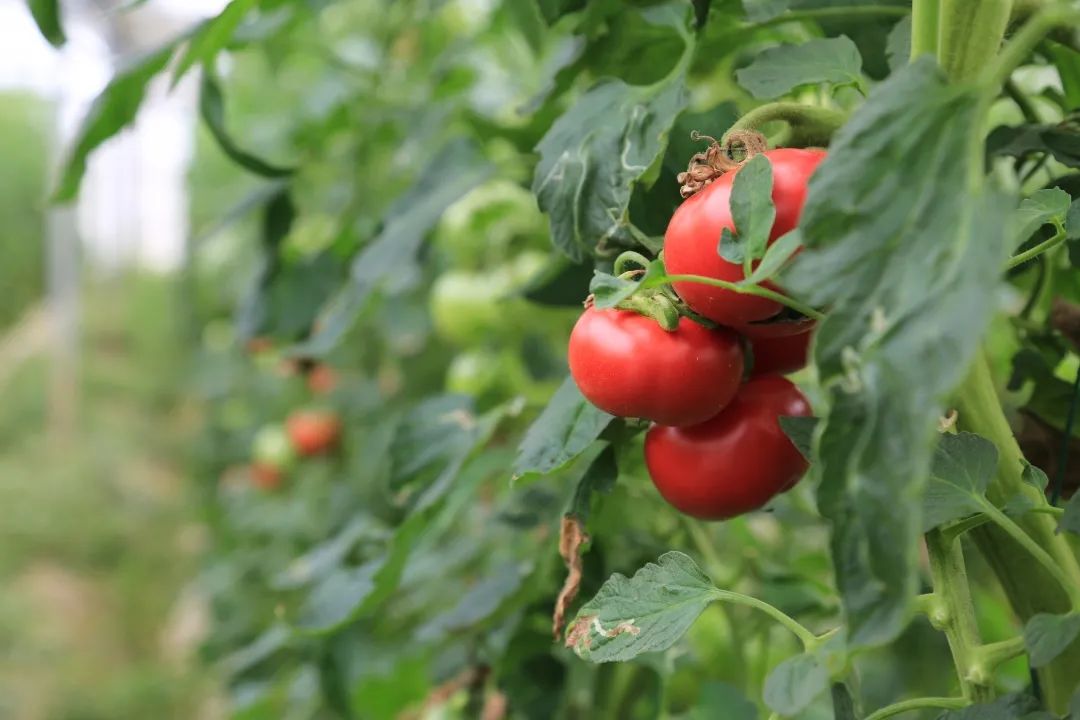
[722, 103, 846, 148]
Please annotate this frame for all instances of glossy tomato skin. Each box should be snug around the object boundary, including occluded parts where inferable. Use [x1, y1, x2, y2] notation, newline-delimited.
[748, 325, 813, 376]
[568, 307, 744, 427]
[645, 375, 811, 520]
[663, 149, 826, 325]
[286, 410, 342, 456]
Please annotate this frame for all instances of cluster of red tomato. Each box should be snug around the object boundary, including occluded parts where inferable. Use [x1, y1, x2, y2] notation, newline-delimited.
[569, 149, 825, 520]
[249, 361, 343, 490]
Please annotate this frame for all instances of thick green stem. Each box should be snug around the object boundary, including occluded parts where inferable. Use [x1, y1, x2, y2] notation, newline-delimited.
[939, 0, 1014, 84]
[955, 353, 1080, 711]
[723, 103, 846, 149]
[924, 530, 993, 702]
[911, 0, 940, 59]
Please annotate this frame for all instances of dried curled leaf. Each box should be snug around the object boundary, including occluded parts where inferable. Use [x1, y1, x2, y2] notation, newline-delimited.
[552, 515, 589, 640]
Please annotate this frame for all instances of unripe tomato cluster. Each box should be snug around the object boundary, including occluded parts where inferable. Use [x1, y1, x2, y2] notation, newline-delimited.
[569, 148, 824, 521]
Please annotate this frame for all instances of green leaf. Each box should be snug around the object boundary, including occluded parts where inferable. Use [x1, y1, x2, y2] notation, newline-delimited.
[416, 562, 532, 641]
[1023, 612, 1080, 668]
[736, 36, 864, 99]
[589, 259, 665, 309]
[567, 551, 717, 662]
[54, 37, 184, 202]
[1061, 490, 1080, 536]
[690, 683, 757, 720]
[1066, 197, 1080, 240]
[744, 229, 802, 285]
[922, 433, 998, 532]
[1047, 43, 1080, 110]
[535, 0, 585, 24]
[988, 120, 1080, 169]
[785, 58, 1011, 648]
[290, 139, 492, 357]
[513, 376, 614, 480]
[741, 0, 789, 22]
[200, 68, 294, 178]
[727, 154, 775, 265]
[779, 415, 817, 461]
[569, 443, 618, 521]
[935, 693, 1053, 720]
[885, 15, 912, 73]
[763, 653, 829, 715]
[297, 511, 426, 634]
[1012, 189, 1071, 247]
[27, 0, 64, 46]
[533, 70, 689, 261]
[718, 228, 745, 263]
[172, 0, 257, 84]
[1070, 687, 1080, 719]
[587, 2, 696, 86]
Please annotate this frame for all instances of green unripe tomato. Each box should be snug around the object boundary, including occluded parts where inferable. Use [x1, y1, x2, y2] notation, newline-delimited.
[434, 180, 546, 268]
[445, 350, 505, 397]
[430, 270, 510, 346]
[252, 424, 297, 470]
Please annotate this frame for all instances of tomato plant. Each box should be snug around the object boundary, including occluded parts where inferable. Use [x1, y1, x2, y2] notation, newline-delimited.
[39, 0, 1080, 717]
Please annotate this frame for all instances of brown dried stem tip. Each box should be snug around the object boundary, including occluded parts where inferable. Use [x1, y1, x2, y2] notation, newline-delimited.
[677, 129, 769, 198]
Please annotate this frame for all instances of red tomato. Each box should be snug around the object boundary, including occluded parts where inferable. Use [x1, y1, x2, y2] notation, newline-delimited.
[663, 149, 826, 325]
[286, 410, 342, 456]
[568, 307, 744, 426]
[644, 375, 811, 520]
[747, 325, 814, 376]
[250, 462, 284, 491]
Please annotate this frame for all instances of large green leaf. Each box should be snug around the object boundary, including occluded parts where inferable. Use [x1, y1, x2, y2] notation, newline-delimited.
[988, 120, 1080, 169]
[785, 58, 1011, 648]
[735, 36, 864, 99]
[566, 551, 717, 662]
[290, 139, 492, 357]
[54, 37, 185, 202]
[532, 5, 692, 261]
[27, 0, 64, 46]
[512, 376, 614, 480]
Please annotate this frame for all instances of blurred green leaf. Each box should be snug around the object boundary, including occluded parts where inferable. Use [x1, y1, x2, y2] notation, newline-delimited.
[779, 415, 817, 461]
[831, 683, 859, 720]
[763, 652, 829, 715]
[200, 68, 294, 178]
[1061, 490, 1080, 536]
[416, 561, 532, 641]
[1024, 612, 1080, 668]
[934, 692, 1054, 719]
[988, 120, 1080, 169]
[736, 36, 863, 99]
[567, 551, 716, 662]
[54, 37, 185, 202]
[27, 0, 64, 46]
[291, 139, 492, 357]
[691, 682, 757, 720]
[513, 376, 614, 480]
[785, 58, 1011, 648]
[885, 15, 912, 72]
[173, 0, 257, 84]
[744, 228, 801, 284]
[568, 442, 617, 521]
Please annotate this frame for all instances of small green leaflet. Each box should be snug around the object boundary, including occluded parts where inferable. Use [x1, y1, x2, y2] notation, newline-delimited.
[589, 259, 665, 309]
[743, 229, 802, 285]
[736, 36, 864, 99]
[566, 552, 717, 662]
[886, 16, 912, 70]
[1062, 490, 1080, 536]
[513, 376, 614, 480]
[778, 415, 817, 461]
[1023, 612, 1080, 668]
[1012, 189, 1070, 249]
[716, 154, 775, 269]
[763, 653, 829, 715]
[921, 432, 997, 533]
